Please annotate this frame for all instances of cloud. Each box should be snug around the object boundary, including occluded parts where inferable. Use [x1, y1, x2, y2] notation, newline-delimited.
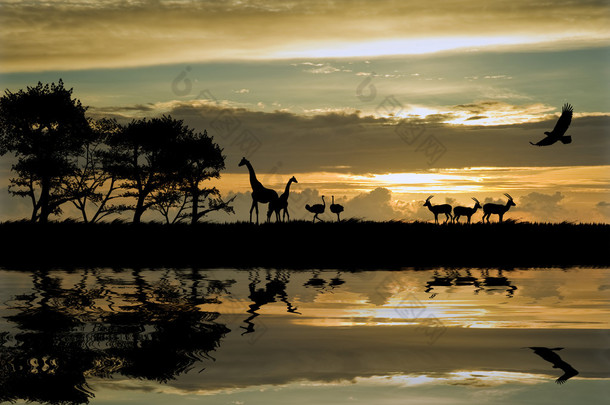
[106, 100, 610, 175]
[1, 0, 609, 72]
[513, 191, 566, 221]
[340, 187, 402, 221]
[595, 201, 610, 219]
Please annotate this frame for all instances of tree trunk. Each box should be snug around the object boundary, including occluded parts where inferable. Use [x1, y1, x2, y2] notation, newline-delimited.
[38, 176, 51, 223]
[190, 189, 199, 225]
[133, 194, 146, 224]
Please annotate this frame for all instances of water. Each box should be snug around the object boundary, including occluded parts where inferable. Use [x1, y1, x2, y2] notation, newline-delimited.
[0, 267, 608, 404]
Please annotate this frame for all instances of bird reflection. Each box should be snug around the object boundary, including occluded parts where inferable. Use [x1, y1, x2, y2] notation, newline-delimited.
[525, 347, 579, 384]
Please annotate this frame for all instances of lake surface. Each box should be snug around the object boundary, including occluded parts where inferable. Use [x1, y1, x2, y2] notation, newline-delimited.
[0, 267, 608, 404]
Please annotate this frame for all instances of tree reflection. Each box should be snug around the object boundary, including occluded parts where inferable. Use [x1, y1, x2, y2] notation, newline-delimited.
[0, 268, 233, 404]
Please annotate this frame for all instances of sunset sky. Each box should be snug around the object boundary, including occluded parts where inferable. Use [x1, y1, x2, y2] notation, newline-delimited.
[0, 0, 609, 222]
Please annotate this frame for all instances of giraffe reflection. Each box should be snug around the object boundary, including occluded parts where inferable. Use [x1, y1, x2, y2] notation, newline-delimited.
[0, 268, 234, 405]
[241, 269, 301, 335]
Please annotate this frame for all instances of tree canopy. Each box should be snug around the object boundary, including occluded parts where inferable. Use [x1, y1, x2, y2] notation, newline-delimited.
[0, 80, 90, 222]
[0, 81, 233, 224]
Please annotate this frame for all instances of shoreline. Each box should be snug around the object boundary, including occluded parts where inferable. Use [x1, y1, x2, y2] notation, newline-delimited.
[1, 220, 608, 269]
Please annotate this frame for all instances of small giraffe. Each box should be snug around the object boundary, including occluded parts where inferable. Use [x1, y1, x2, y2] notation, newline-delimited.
[267, 176, 298, 222]
[239, 157, 279, 224]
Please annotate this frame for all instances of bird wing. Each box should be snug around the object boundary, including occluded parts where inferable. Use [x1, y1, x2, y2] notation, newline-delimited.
[550, 103, 573, 136]
[554, 361, 579, 384]
[530, 137, 557, 146]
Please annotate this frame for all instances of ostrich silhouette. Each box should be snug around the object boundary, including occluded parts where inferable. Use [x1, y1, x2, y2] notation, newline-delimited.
[329, 196, 344, 222]
[238, 157, 278, 224]
[267, 176, 298, 222]
[305, 195, 326, 222]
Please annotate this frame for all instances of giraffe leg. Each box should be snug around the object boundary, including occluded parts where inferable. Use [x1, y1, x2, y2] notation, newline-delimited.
[249, 200, 256, 223]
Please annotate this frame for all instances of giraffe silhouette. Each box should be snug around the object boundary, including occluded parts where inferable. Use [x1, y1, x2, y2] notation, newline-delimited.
[239, 157, 279, 224]
[267, 176, 298, 222]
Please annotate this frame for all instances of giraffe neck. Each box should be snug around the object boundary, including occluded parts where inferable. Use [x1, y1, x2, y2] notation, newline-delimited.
[283, 179, 294, 196]
[246, 161, 263, 190]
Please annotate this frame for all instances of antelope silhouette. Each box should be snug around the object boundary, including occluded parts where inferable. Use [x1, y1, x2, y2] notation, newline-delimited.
[453, 198, 482, 224]
[482, 193, 516, 223]
[424, 195, 453, 224]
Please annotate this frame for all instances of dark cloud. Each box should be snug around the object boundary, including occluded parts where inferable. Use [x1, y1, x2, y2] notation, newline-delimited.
[140, 102, 610, 175]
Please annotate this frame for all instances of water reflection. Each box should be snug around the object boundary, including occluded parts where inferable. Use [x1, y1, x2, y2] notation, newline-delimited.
[526, 347, 579, 384]
[241, 269, 301, 335]
[0, 268, 232, 404]
[425, 268, 517, 298]
[0, 267, 608, 404]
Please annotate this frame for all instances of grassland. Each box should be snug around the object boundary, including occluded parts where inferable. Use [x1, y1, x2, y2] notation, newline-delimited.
[0, 220, 607, 269]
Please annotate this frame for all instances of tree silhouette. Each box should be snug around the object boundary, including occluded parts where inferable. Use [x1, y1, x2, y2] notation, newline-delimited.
[152, 129, 234, 225]
[106, 117, 233, 224]
[0, 80, 90, 223]
[61, 118, 123, 223]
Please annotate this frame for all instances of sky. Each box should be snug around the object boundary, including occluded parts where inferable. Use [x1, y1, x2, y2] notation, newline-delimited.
[0, 0, 609, 222]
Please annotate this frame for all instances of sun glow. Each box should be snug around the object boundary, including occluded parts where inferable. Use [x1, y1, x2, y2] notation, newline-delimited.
[274, 35, 564, 59]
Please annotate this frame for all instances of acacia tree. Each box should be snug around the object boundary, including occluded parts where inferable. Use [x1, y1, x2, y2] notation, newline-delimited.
[160, 129, 235, 225]
[107, 116, 233, 224]
[0, 80, 90, 223]
[61, 118, 123, 223]
[105, 116, 178, 224]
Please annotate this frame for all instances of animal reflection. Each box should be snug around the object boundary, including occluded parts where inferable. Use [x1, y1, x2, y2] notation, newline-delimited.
[303, 270, 345, 292]
[425, 269, 517, 298]
[241, 270, 300, 335]
[525, 347, 579, 384]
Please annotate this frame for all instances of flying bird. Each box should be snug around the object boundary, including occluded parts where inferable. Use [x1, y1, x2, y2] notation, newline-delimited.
[530, 103, 573, 146]
[524, 347, 579, 384]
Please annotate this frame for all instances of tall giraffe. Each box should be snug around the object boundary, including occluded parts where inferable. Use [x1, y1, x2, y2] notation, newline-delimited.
[267, 176, 298, 222]
[239, 157, 278, 224]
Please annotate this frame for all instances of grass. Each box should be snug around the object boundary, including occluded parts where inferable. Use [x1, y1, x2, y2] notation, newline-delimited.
[0, 219, 608, 268]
